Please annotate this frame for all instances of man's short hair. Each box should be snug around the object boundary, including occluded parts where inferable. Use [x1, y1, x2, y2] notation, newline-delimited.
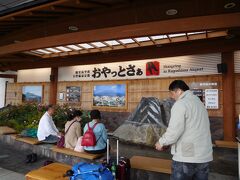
[90, 110, 101, 120]
[46, 104, 55, 111]
[169, 80, 189, 91]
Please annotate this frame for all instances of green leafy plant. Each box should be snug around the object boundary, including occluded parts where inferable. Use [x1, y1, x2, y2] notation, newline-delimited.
[0, 104, 91, 133]
[0, 104, 45, 132]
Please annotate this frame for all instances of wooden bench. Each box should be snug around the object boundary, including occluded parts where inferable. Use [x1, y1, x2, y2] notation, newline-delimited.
[0, 126, 16, 135]
[15, 136, 42, 145]
[51, 146, 104, 160]
[25, 162, 71, 180]
[130, 156, 172, 174]
[215, 140, 238, 149]
[9, 134, 17, 139]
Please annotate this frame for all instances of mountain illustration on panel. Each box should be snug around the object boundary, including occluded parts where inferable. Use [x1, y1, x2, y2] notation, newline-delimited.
[113, 97, 175, 146]
[22, 92, 41, 103]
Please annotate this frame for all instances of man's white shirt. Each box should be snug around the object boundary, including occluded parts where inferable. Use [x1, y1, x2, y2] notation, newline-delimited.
[37, 112, 59, 141]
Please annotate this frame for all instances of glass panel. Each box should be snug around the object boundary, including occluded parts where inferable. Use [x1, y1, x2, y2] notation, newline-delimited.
[135, 37, 150, 42]
[119, 38, 135, 44]
[66, 45, 82, 50]
[91, 42, 107, 48]
[56, 46, 72, 52]
[104, 40, 120, 46]
[78, 43, 94, 49]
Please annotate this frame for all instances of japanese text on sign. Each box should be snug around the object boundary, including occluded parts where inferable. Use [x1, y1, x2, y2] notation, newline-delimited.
[92, 65, 143, 79]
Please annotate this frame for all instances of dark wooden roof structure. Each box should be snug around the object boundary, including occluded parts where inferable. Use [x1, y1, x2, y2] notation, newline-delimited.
[0, 0, 240, 71]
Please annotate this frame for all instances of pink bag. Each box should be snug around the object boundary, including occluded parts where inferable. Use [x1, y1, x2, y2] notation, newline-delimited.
[57, 120, 77, 148]
[74, 136, 84, 152]
[57, 135, 65, 148]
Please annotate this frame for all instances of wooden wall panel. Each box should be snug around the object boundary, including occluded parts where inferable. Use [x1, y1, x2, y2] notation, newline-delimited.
[5, 83, 22, 105]
[4, 75, 224, 116]
[56, 75, 223, 116]
[5, 82, 50, 105]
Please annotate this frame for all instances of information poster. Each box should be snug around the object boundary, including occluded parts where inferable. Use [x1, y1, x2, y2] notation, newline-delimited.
[205, 89, 219, 109]
[66, 86, 80, 102]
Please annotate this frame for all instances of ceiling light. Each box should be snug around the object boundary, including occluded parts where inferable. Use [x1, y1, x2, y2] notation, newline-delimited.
[56, 46, 72, 52]
[224, 2, 236, 9]
[35, 49, 52, 54]
[166, 9, 178, 16]
[66, 45, 82, 50]
[31, 50, 43, 55]
[119, 38, 135, 44]
[46, 48, 61, 53]
[68, 26, 79, 31]
[78, 43, 94, 49]
[91, 42, 107, 48]
[187, 31, 205, 35]
[150, 35, 167, 40]
[135, 37, 150, 42]
[104, 40, 120, 46]
[168, 33, 186, 38]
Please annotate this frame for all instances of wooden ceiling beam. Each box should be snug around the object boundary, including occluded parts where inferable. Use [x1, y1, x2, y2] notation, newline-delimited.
[0, 29, 18, 32]
[0, 56, 36, 63]
[53, 5, 90, 12]
[1, 0, 239, 46]
[0, 12, 240, 56]
[14, 16, 57, 20]
[33, 10, 73, 16]
[0, 21, 31, 25]
[0, 74, 17, 82]
[74, 0, 112, 8]
[0, 24, 28, 27]
[0, 0, 72, 21]
[1, 36, 240, 71]
[29, 12, 60, 18]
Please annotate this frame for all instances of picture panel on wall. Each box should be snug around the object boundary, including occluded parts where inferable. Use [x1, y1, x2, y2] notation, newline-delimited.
[93, 84, 127, 108]
[66, 86, 81, 102]
[22, 85, 43, 103]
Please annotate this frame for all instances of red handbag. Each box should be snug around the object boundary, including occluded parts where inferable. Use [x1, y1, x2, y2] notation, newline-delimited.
[81, 122, 98, 146]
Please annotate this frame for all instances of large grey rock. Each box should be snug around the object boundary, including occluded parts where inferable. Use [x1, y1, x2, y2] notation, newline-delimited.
[113, 97, 174, 146]
[113, 123, 166, 146]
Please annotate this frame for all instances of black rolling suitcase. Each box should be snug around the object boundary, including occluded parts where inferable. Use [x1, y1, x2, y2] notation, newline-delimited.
[102, 136, 131, 180]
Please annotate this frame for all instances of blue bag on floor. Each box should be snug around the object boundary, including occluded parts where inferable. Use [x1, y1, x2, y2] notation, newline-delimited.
[20, 128, 37, 138]
[70, 162, 113, 180]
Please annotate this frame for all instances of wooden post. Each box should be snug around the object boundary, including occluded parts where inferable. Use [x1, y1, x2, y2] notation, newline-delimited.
[222, 52, 236, 141]
[49, 67, 58, 105]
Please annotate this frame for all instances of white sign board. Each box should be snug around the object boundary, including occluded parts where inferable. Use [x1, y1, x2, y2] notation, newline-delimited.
[58, 53, 221, 81]
[17, 68, 51, 82]
[205, 89, 219, 109]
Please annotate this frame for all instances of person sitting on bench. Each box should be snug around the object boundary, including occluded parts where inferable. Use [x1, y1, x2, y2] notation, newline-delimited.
[37, 105, 61, 143]
[64, 110, 82, 149]
[83, 110, 107, 154]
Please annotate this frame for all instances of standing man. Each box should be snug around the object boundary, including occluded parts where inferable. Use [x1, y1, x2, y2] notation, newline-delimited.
[37, 105, 61, 143]
[155, 80, 213, 180]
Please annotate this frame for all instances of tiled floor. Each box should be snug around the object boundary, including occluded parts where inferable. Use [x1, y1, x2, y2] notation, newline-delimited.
[0, 138, 238, 180]
[0, 167, 25, 180]
[0, 141, 53, 177]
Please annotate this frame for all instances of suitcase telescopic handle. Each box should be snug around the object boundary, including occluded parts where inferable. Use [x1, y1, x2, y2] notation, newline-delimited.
[107, 139, 109, 164]
[107, 135, 119, 165]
